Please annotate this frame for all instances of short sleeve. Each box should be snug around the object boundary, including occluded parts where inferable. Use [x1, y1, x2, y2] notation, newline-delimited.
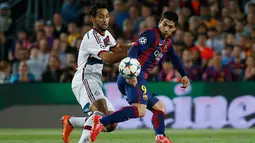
[128, 29, 156, 58]
[80, 36, 108, 57]
[134, 29, 156, 52]
[108, 32, 117, 48]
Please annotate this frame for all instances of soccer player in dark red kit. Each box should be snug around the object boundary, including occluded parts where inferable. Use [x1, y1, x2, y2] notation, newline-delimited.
[91, 11, 190, 143]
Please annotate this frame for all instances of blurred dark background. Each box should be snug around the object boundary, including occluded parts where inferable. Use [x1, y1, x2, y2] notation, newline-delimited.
[0, 0, 255, 84]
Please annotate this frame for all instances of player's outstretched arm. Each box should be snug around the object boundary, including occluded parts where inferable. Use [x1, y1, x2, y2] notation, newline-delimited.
[111, 43, 134, 53]
[168, 45, 190, 88]
[99, 51, 128, 64]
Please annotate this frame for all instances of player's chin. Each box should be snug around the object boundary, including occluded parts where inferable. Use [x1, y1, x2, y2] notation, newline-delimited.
[163, 33, 170, 38]
[166, 33, 172, 37]
[101, 26, 108, 31]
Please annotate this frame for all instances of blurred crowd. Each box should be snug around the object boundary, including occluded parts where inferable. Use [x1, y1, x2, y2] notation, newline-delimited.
[0, 0, 255, 84]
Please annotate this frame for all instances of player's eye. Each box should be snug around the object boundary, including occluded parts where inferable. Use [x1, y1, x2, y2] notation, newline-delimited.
[97, 15, 104, 18]
[163, 23, 167, 27]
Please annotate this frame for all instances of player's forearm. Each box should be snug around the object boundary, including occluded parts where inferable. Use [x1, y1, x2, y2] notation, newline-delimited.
[107, 51, 128, 64]
[127, 45, 139, 58]
[171, 54, 186, 77]
[119, 43, 133, 51]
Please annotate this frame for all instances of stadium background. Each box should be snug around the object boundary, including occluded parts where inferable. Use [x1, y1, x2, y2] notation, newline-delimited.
[0, 0, 255, 143]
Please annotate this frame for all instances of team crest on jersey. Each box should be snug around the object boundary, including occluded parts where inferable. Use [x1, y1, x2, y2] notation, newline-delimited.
[139, 37, 147, 44]
[143, 94, 148, 100]
[95, 91, 100, 96]
[162, 44, 168, 52]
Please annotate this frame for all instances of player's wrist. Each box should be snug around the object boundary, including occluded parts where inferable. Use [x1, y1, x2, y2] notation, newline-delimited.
[125, 77, 137, 86]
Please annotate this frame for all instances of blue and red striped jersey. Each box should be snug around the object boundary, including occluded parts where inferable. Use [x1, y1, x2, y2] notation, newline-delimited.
[128, 26, 186, 79]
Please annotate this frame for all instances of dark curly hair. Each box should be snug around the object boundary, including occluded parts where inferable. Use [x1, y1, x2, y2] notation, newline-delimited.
[90, 1, 109, 17]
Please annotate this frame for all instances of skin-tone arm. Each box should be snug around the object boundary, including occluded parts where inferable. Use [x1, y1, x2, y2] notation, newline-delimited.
[98, 43, 133, 64]
[110, 43, 133, 53]
[99, 50, 128, 64]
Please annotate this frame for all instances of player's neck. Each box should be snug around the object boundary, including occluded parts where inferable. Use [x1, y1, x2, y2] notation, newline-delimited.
[158, 28, 169, 39]
[159, 32, 167, 40]
[93, 27, 105, 36]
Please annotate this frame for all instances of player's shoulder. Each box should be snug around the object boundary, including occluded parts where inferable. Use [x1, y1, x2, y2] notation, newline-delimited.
[82, 29, 101, 44]
[105, 30, 112, 36]
[137, 27, 157, 44]
[82, 29, 93, 40]
[140, 27, 158, 38]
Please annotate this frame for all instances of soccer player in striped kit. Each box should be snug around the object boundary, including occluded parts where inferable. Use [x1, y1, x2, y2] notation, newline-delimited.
[61, 2, 132, 143]
[91, 11, 190, 143]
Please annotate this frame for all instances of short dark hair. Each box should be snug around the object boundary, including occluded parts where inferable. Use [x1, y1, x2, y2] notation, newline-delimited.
[90, 1, 109, 17]
[161, 11, 179, 26]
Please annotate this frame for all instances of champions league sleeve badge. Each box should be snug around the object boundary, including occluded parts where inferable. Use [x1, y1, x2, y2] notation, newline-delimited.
[138, 37, 147, 45]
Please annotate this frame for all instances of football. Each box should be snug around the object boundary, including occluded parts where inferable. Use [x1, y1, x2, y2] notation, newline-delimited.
[118, 57, 141, 78]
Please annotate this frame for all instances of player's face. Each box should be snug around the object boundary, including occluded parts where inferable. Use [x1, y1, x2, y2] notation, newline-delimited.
[159, 19, 176, 38]
[93, 8, 110, 31]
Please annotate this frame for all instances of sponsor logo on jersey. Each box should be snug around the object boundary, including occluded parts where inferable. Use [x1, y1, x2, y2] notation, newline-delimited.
[154, 50, 164, 61]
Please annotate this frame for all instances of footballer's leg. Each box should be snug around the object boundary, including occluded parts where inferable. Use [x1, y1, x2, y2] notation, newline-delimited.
[147, 96, 173, 143]
[90, 76, 148, 142]
[61, 84, 91, 143]
[78, 102, 117, 143]
[77, 79, 117, 143]
[90, 99, 118, 132]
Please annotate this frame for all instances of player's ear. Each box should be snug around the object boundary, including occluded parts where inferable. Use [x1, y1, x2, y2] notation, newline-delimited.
[91, 16, 95, 23]
[172, 26, 176, 31]
[158, 19, 162, 25]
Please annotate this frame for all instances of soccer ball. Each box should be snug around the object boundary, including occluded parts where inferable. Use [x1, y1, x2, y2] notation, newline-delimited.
[118, 57, 141, 78]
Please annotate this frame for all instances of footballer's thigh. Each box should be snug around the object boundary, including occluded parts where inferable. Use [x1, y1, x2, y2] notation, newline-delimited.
[72, 84, 92, 113]
[147, 96, 166, 114]
[84, 79, 118, 132]
[72, 79, 118, 131]
[142, 91, 166, 114]
[124, 77, 148, 117]
[72, 78, 110, 114]
[82, 78, 110, 115]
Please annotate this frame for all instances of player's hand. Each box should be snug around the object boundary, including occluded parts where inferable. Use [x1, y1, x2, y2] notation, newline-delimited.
[126, 78, 137, 86]
[181, 76, 190, 90]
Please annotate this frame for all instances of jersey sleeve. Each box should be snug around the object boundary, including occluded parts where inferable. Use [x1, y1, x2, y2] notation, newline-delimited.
[167, 44, 186, 77]
[108, 32, 118, 48]
[80, 36, 107, 57]
[128, 29, 156, 58]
